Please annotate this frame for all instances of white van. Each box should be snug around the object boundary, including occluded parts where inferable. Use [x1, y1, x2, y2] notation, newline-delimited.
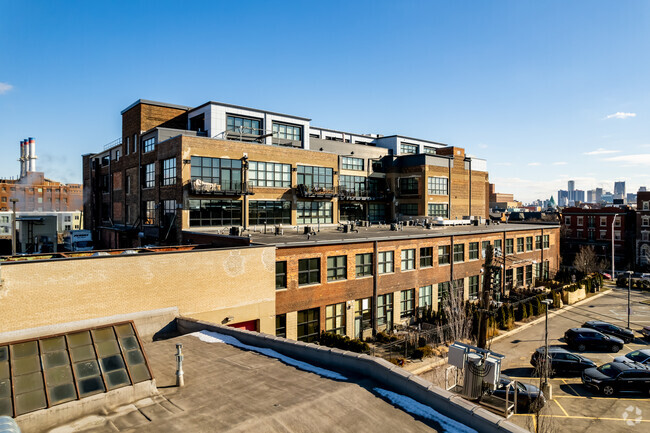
[63, 230, 93, 252]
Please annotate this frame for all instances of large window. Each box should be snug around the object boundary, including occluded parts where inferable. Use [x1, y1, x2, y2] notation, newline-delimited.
[505, 239, 514, 255]
[273, 122, 302, 141]
[419, 285, 433, 308]
[143, 201, 156, 225]
[339, 175, 366, 195]
[428, 203, 448, 218]
[494, 239, 502, 256]
[399, 203, 418, 216]
[453, 244, 464, 263]
[144, 163, 155, 188]
[297, 308, 320, 343]
[355, 253, 373, 277]
[297, 166, 333, 188]
[142, 137, 155, 153]
[325, 303, 346, 335]
[516, 267, 524, 285]
[249, 161, 291, 187]
[543, 235, 550, 249]
[469, 276, 479, 300]
[400, 143, 418, 154]
[369, 203, 387, 222]
[340, 202, 365, 222]
[428, 177, 448, 195]
[377, 294, 393, 327]
[297, 201, 332, 224]
[190, 156, 242, 189]
[400, 289, 415, 318]
[276, 314, 286, 338]
[189, 200, 242, 226]
[299, 258, 320, 285]
[535, 235, 542, 250]
[355, 298, 372, 337]
[378, 251, 394, 274]
[526, 236, 533, 251]
[526, 265, 533, 285]
[227, 115, 261, 135]
[401, 249, 415, 271]
[420, 247, 433, 268]
[341, 156, 364, 171]
[327, 255, 347, 281]
[249, 201, 291, 225]
[469, 242, 479, 260]
[543, 261, 550, 279]
[162, 200, 176, 223]
[276, 261, 287, 289]
[517, 238, 524, 253]
[399, 177, 418, 194]
[438, 245, 450, 265]
[438, 282, 450, 302]
[162, 158, 176, 186]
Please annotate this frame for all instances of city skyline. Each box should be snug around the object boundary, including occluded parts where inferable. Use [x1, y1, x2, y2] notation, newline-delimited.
[1, 1, 650, 202]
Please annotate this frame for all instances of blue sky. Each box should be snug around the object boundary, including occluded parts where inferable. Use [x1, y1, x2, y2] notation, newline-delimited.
[1, 0, 649, 202]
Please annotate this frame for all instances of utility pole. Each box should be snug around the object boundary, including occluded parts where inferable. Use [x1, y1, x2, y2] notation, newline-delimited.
[10, 199, 18, 256]
[627, 270, 633, 329]
[478, 245, 494, 349]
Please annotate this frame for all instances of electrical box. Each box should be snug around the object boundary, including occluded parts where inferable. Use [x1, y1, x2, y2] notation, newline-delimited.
[483, 356, 501, 390]
[448, 343, 468, 369]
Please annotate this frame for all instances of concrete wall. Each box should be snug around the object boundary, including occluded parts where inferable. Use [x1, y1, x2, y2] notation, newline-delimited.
[176, 318, 528, 433]
[0, 246, 276, 334]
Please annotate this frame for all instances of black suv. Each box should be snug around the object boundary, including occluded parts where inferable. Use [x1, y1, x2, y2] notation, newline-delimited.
[582, 321, 635, 343]
[582, 362, 650, 396]
[488, 375, 545, 413]
[530, 346, 596, 376]
[564, 328, 624, 352]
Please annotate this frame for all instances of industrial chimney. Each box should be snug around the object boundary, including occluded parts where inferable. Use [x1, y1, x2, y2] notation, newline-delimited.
[18, 140, 26, 178]
[27, 137, 37, 173]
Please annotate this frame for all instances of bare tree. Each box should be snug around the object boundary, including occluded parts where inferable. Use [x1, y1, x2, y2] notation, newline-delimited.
[573, 245, 605, 274]
[441, 279, 473, 343]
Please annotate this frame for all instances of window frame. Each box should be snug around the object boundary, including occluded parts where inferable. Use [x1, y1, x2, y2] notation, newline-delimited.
[419, 285, 433, 308]
[341, 156, 364, 171]
[355, 253, 373, 277]
[400, 289, 415, 318]
[420, 247, 433, 268]
[327, 255, 348, 281]
[453, 244, 464, 263]
[298, 258, 321, 286]
[427, 177, 449, 195]
[438, 245, 450, 265]
[325, 303, 346, 335]
[275, 261, 287, 289]
[162, 158, 176, 186]
[401, 248, 416, 271]
[468, 242, 479, 260]
[378, 251, 394, 274]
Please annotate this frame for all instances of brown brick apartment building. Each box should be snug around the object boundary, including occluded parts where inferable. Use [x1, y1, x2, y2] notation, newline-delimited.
[84, 100, 490, 248]
[636, 191, 650, 267]
[247, 223, 560, 341]
[1, 172, 82, 213]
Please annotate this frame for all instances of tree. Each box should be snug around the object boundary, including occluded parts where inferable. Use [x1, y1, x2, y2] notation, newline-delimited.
[441, 279, 473, 343]
[573, 245, 605, 275]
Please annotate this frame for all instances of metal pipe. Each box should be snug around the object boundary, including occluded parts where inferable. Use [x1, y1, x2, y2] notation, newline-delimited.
[10, 199, 18, 255]
[611, 215, 617, 280]
[175, 343, 184, 387]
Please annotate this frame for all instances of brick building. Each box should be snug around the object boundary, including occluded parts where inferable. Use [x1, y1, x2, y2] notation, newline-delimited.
[636, 192, 650, 267]
[561, 206, 636, 269]
[83, 99, 490, 248]
[262, 223, 559, 341]
[0, 172, 82, 213]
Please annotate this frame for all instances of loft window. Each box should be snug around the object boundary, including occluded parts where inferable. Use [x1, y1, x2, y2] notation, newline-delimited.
[327, 255, 347, 281]
[505, 239, 514, 255]
[400, 143, 418, 154]
[526, 236, 533, 251]
[453, 244, 464, 263]
[420, 247, 433, 268]
[325, 303, 346, 335]
[227, 115, 262, 135]
[272, 122, 302, 141]
[437, 282, 450, 302]
[377, 294, 393, 327]
[144, 163, 155, 188]
[249, 161, 291, 187]
[401, 249, 415, 271]
[378, 251, 394, 274]
[399, 203, 418, 216]
[428, 204, 448, 218]
[190, 156, 242, 189]
[143, 201, 156, 225]
[162, 158, 176, 186]
[142, 138, 155, 153]
[422, 146, 437, 155]
[297, 166, 333, 188]
[188, 199, 242, 227]
[438, 245, 450, 265]
[517, 238, 524, 253]
[298, 258, 320, 285]
[275, 261, 287, 289]
[249, 201, 291, 225]
[469, 242, 479, 260]
[341, 157, 364, 171]
[275, 314, 286, 338]
[296, 201, 332, 224]
[399, 177, 418, 194]
[400, 289, 415, 318]
[355, 298, 372, 337]
[469, 276, 479, 300]
[355, 253, 373, 277]
[297, 308, 319, 343]
[419, 285, 432, 308]
[428, 177, 448, 195]
[339, 175, 367, 195]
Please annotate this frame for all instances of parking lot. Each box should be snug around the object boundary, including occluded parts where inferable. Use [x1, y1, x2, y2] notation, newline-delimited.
[490, 282, 650, 432]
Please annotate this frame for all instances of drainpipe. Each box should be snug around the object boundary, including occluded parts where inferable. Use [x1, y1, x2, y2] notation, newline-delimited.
[372, 240, 378, 336]
[448, 157, 452, 218]
[468, 158, 472, 218]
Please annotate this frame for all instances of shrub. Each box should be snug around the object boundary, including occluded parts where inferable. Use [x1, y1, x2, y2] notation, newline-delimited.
[319, 332, 369, 353]
[417, 337, 427, 348]
[413, 345, 434, 359]
[527, 302, 534, 317]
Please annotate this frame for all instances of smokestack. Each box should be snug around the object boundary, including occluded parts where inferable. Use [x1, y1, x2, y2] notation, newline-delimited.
[28, 137, 37, 172]
[19, 140, 26, 178]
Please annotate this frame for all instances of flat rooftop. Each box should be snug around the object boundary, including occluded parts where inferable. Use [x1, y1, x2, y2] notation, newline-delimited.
[56, 333, 447, 432]
[189, 222, 559, 247]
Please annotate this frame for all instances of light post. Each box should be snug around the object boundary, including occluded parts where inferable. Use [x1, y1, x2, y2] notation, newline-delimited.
[626, 270, 633, 329]
[541, 299, 553, 400]
[10, 198, 18, 256]
[611, 214, 618, 280]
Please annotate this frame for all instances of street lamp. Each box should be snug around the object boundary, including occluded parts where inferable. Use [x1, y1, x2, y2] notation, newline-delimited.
[626, 270, 633, 329]
[10, 198, 18, 256]
[611, 214, 618, 280]
[540, 299, 553, 401]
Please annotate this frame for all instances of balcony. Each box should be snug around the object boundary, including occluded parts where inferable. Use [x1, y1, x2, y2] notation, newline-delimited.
[190, 179, 254, 196]
[338, 187, 387, 201]
[295, 184, 336, 199]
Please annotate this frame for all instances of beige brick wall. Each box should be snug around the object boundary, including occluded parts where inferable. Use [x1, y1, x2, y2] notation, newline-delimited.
[0, 246, 276, 334]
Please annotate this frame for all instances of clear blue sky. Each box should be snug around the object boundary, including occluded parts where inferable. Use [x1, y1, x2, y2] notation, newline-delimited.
[1, 0, 649, 202]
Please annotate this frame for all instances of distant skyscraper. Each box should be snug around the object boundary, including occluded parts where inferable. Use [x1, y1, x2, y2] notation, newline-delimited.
[558, 190, 568, 206]
[575, 190, 585, 203]
[627, 193, 637, 204]
[568, 180, 575, 201]
[587, 190, 594, 203]
[595, 188, 603, 203]
[639, 186, 647, 192]
[614, 181, 626, 197]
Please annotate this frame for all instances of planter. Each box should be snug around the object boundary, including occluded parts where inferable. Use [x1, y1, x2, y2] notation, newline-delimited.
[562, 287, 586, 305]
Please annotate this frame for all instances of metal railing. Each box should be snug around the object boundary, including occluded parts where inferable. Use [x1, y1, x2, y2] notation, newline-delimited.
[190, 179, 254, 196]
[103, 137, 122, 151]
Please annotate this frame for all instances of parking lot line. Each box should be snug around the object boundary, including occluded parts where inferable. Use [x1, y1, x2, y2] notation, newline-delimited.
[513, 414, 650, 423]
[554, 395, 649, 400]
[554, 399, 569, 417]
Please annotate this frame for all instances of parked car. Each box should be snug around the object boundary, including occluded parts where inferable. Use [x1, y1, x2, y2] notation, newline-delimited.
[530, 346, 596, 376]
[582, 362, 650, 396]
[564, 328, 625, 352]
[601, 273, 612, 280]
[488, 375, 546, 413]
[582, 320, 635, 343]
[642, 326, 650, 341]
[614, 349, 650, 365]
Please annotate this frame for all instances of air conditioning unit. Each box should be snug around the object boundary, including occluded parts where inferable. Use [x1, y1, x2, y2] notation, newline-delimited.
[484, 356, 501, 390]
[448, 343, 468, 369]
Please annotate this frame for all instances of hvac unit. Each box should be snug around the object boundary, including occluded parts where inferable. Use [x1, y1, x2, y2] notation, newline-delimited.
[484, 356, 501, 390]
[462, 353, 484, 400]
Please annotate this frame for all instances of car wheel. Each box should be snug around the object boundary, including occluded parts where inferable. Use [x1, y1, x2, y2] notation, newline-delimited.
[611, 344, 621, 353]
[603, 385, 616, 396]
[577, 344, 586, 352]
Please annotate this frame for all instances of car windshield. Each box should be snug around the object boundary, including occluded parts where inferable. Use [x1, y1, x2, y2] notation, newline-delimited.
[626, 351, 646, 362]
[76, 241, 92, 247]
[597, 364, 621, 378]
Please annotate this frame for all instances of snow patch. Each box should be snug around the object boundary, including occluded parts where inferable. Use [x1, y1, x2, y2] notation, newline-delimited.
[191, 330, 348, 381]
[374, 388, 477, 433]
